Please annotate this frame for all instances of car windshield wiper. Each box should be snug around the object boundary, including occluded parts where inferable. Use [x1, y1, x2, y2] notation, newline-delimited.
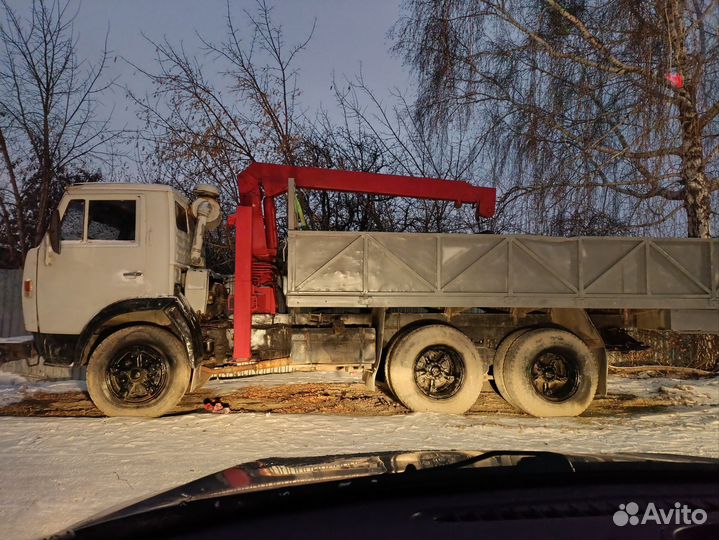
[420, 450, 577, 473]
[419, 450, 719, 477]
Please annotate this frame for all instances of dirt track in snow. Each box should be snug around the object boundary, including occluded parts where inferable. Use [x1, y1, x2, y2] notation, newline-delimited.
[0, 375, 696, 418]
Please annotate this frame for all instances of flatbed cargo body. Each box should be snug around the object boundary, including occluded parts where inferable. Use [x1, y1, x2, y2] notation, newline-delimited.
[287, 231, 718, 311]
[286, 231, 718, 335]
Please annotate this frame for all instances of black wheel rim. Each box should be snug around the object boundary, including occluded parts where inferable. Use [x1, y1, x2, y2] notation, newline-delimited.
[106, 345, 170, 404]
[529, 348, 580, 402]
[413, 345, 465, 400]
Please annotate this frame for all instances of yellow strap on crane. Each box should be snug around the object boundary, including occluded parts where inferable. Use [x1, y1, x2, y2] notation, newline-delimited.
[294, 195, 307, 229]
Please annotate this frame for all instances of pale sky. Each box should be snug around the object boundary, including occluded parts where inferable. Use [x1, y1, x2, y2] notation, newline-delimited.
[5, 0, 410, 132]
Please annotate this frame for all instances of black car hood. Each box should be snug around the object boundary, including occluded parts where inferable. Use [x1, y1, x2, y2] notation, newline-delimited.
[54, 450, 717, 537]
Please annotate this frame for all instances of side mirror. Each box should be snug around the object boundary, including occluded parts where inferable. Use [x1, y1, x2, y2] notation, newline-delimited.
[47, 209, 62, 255]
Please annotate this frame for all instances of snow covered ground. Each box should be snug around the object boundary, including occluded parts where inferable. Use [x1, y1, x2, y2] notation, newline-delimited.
[0, 370, 86, 407]
[0, 372, 717, 540]
[0, 336, 33, 344]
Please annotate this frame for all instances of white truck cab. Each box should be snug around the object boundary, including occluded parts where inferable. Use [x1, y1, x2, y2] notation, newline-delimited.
[22, 182, 225, 417]
[24, 184, 194, 335]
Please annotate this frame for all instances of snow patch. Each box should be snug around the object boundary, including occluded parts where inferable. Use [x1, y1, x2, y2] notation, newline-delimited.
[0, 335, 33, 344]
[0, 371, 86, 407]
[657, 383, 717, 406]
[0, 371, 29, 407]
[612, 375, 719, 406]
[0, 371, 28, 386]
[25, 379, 87, 394]
[0, 372, 717, 540]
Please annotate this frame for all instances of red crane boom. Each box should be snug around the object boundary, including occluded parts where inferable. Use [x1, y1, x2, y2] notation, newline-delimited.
[229, 162, 496, 361]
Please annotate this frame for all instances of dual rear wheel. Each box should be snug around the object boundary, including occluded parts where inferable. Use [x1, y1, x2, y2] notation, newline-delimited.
[385, 325, 598, 417]
[493, 328, 598, 417]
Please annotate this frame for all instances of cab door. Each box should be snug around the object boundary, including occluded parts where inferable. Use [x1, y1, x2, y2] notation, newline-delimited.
[36, 194, 147, 335]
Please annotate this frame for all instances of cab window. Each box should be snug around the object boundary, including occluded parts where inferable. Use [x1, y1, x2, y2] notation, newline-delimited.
[175, 201, 188, 233]
[60, 200, 85, 241]
[88, 200, 136, 241]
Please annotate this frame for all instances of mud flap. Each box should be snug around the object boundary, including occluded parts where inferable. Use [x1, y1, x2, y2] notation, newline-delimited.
[189, 365, 212, 392]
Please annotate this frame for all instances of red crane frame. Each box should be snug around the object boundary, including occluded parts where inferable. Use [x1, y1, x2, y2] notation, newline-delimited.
[229, 162, 496, 361]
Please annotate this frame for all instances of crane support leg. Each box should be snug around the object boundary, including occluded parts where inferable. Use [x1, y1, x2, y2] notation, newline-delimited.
[230, 207, 253, 361]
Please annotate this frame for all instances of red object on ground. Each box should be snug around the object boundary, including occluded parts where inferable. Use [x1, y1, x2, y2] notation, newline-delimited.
[665, 71, 684, 89]
[229, 163, 497, 361]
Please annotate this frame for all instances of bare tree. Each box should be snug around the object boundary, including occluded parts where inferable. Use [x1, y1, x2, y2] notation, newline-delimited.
[131, 0, 494, 267]
[130, 0, 313, 204]
[321, 75, 497, 234]
[299, 107, 402, 232]
[0, 0, 114, 267]
[128, 0, 318, 270]
[393, 0, 719, 238]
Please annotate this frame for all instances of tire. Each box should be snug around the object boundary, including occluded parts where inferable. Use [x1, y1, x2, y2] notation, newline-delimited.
[382, 333, 402, 398]
[386, 325, 485, 414]
[86, 325, 191, 417]
[383, 322, 441, 397]
[491, 328, 531, 406]
[501, 328, 598, 417]
[382, 325, 420, 398]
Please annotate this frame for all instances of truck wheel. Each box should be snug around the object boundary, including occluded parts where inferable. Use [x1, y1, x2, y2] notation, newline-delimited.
[86, 325, 191, 417]
[382, 324, 424, 396]
[387, 325, 485, 414]
[491, 328, 531, 406]
[501, 328, 598, 417]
